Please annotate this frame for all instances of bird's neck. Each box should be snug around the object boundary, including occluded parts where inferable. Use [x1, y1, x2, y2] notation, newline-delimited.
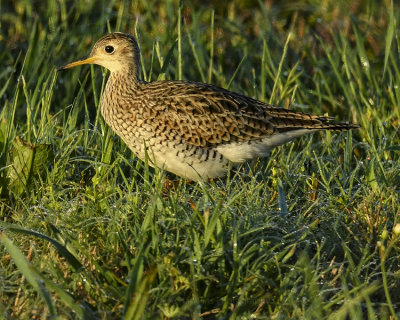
[100, 70, 141, 126]
[112, 67, 141, 85]
[106, 70, 142, 97]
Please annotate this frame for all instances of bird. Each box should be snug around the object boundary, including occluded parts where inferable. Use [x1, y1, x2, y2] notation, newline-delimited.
[58, 32, 359, 181]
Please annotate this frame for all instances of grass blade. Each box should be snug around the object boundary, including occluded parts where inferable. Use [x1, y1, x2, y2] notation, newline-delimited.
[383, 0, 395, 79]
[0, 233, 56, 317]
[0, 222, 82, 271]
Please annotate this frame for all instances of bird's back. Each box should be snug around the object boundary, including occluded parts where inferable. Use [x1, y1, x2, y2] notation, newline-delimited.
[99, 76, 357, 180]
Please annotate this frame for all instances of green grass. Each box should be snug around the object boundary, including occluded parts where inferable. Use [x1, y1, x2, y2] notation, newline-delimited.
[1, 0, 400, 318]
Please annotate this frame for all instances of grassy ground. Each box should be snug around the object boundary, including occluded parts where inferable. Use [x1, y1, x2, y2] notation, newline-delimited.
[1, 0, 400, 319]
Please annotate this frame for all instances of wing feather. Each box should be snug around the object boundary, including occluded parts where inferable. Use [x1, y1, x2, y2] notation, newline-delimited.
[142, 80, 355, 147]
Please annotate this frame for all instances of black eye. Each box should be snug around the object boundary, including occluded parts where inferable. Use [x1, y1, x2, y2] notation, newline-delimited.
[105, 45, 114, 54]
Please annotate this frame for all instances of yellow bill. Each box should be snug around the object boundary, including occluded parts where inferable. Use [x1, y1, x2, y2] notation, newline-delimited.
[57, 56, 97, 71]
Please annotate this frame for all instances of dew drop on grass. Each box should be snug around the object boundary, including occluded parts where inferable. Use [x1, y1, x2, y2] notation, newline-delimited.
[361, 58, 369, 68]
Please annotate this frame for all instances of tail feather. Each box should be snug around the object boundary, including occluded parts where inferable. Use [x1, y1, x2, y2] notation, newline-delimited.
[272, 114, 360, 133]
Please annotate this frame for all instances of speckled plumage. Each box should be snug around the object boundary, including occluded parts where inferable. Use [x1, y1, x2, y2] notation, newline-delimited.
[59, 32, 359, 181]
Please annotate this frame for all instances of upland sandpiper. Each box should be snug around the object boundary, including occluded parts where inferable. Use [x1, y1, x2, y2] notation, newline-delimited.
[58, 32, 358, 181]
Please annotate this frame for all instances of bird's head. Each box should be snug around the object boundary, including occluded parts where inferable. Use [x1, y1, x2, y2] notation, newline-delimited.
[58, 32, 140, 76]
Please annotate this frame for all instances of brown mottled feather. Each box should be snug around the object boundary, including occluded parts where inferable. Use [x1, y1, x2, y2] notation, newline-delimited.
[138, 80, 357, 148]
[59, 32, 359, 180]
